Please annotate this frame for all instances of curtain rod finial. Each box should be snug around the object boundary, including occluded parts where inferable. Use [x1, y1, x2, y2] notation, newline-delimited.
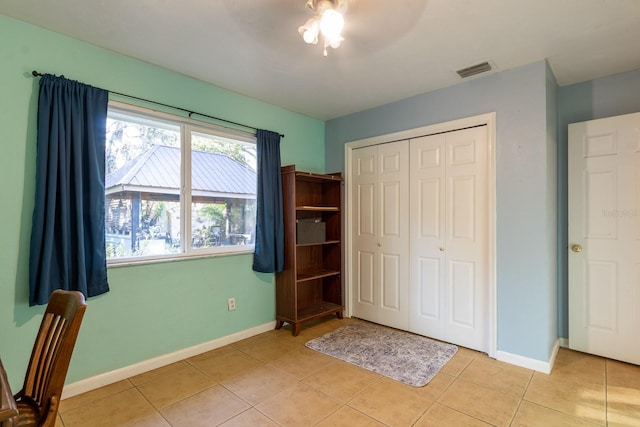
[32, 70, 43, 77]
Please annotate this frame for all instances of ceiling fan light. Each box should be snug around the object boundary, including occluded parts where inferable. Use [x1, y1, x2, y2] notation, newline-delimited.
[320, 9, 344, 39]
[328, 35, 343, 49]
[298, 17, 319, 44]
[299, 0, 345, 56]
[304, 30, 318, 44]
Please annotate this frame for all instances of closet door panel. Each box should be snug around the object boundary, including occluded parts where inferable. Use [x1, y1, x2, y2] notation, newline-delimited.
[381, 253, 401, 310]
[448, 259, 475, 328]
[351, 141, 409, 329]
[410, 127, 488, 352]
[357, 183, 375, 237]
[420, 178, 441, 239]
[443, 127, 487, 350]
[449, 175, 475, 241]
[376, 141, 409, 329]
[418, 256, 441, 320]
[409, 134, 446, 338]
[379, 178, 403, 314]
[381, 181, 402, 237]
[357, 251, 375, 305]
[351, 146, 379, 320]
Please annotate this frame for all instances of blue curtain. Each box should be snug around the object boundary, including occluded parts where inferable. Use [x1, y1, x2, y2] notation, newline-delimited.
[28, 74, 110, 306]
[252, 129, 284, 273]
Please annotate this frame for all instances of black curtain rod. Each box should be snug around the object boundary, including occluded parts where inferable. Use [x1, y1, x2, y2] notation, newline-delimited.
[31, 70, 284, 138]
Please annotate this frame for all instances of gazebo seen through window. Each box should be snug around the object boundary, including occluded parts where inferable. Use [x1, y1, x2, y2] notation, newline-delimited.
[105, 104, 257, 262]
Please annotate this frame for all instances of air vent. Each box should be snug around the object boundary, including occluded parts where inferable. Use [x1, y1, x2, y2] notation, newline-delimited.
[456, 61, 493, 79]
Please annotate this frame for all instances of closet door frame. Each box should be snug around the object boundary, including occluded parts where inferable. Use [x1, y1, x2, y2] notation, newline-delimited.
[344, 112, 497, 358]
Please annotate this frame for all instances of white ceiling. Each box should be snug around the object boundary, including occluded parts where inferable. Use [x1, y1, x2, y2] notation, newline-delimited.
[2, 0, 639, 120]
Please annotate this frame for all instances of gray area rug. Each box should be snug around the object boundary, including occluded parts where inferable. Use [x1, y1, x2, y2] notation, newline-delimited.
[306, 322, 458, 387]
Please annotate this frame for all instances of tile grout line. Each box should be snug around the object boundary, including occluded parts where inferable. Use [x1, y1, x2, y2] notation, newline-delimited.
[420, 349, 486, 425]
[507, 369, 537, 425]
[346, 405, 393, 427]
[434, 379, 514, 427]
[311, 403, 346, 427]
[507, 392, 525, 426]
[133, 382, 174, 426]
[426, 367, 460, 406]
[241, 402, 283, 427]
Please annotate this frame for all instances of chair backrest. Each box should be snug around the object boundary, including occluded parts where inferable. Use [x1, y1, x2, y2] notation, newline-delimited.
[20, 290, 87, 422]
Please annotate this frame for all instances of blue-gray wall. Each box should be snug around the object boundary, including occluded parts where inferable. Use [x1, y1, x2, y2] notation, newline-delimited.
[545, 62, 559, 354]
[326, 60, 558, 363]
[327, 62, 640, 361]
[557, 69, 640, 338]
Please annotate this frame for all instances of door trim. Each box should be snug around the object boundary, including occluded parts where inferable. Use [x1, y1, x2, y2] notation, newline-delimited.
[344, 112, 497, 358]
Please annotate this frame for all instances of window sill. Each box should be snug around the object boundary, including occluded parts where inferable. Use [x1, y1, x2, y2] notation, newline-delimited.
[107, 247, 254, 268]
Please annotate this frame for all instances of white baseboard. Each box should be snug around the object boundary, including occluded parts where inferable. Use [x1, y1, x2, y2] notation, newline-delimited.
[558, 337, 569, 348]
[496, 339, 560, 374]
[62, 321, 277, 399]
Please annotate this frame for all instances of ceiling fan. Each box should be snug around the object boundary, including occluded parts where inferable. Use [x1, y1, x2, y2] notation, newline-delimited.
[298, 0, 348, 56]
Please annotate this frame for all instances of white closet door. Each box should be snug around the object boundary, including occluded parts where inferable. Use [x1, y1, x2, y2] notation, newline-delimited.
[408, 133, 446, 339]
[351, 141, 409, 329]
[409, 126, 488, 352]
[568, 112, 640, 365]
[351, 145, 379, 323]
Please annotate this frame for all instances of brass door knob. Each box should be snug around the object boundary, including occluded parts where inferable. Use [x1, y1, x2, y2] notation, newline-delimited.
[571, 244, 582, 253]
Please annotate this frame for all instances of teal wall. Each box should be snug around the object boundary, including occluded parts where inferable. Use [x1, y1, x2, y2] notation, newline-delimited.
[326, 61, 559, 363]
[556, 68, 640, 338]
[0, 15, 325, 390]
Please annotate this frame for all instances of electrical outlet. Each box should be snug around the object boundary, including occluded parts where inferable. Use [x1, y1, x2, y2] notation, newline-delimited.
[227, 297, 236, 311]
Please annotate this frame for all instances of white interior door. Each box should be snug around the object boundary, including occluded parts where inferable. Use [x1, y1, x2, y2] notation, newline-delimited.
[568, 112, 640, 365]
[351, 141, 409, 329]
[409, 126, 488, 352]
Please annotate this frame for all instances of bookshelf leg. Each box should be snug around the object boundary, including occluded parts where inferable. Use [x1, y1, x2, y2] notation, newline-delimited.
[275, 320, 284, 330]
[293, 323, 301, 336]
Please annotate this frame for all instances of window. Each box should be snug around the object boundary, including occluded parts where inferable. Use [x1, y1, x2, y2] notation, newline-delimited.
[105, 102, 257, 263]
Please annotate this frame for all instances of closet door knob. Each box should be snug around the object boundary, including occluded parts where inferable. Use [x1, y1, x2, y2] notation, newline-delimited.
[439, 247, 445, 252]
[571, 244, 582, 253]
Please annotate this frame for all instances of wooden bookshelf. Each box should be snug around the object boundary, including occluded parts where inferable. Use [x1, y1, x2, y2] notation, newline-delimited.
[275, 165, 343, 336]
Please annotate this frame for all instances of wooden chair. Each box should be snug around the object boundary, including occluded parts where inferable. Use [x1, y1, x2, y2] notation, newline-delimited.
[14, 290, 87, 427]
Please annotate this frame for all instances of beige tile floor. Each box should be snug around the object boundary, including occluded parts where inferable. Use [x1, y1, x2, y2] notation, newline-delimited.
[56, 318, 640, 427]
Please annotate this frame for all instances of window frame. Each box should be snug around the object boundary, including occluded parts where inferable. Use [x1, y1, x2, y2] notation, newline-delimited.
[106, 101, 257, 267]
